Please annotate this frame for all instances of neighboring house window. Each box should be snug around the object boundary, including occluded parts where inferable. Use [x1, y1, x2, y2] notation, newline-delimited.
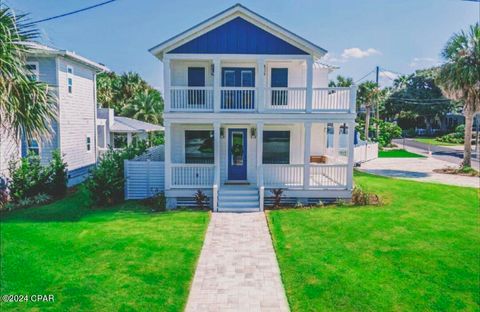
[27, 139, 40, 156]
[113, 133, 127, 149]
[185, 130, 214, 164]
[326, 123, 334, 148]
[263, 131, 290, 164]
[86, 136, 91, 151]
[25, 62, 39, 81]
[67, 66, 73, 93]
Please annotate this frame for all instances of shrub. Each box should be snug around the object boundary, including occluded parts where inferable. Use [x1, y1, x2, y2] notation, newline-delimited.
[144, 190, 166, 212]
[194, 190, 208, 209]
[270, 188, 283, 209]
[351, 186, 381, 206]
[8, 150, 68, 203]
[376, 119, 402, 147]
[86, 142, 147, 206]
[0, 177, 9, 210]
[436, 124, 466, 144]
[5, 193, 52, 211]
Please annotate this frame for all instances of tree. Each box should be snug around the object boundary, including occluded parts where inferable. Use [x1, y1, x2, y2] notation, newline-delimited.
[329, 75, 354, 87]
[385, 69, 454, 132]
[0, 7, 55, 142]
[357, 81, 382, 141]
[437, 23, 480, 167]
[121, 89, 164, 124]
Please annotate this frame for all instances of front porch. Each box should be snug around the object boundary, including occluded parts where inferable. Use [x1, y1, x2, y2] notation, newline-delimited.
[163, 119, 355, 210]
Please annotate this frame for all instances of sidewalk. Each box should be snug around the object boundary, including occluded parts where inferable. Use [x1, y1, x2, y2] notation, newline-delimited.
[185, 212, 289, 312]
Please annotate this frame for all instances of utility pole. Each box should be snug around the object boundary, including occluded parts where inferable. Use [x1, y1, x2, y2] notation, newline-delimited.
[375, 66, 380, 140]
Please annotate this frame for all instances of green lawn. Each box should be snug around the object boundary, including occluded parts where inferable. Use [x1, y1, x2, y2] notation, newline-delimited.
[414, 137, 459, 146]
[378, 149, 425, 158]
[268, 172, 479, 311]
[0, 189, 210, 311]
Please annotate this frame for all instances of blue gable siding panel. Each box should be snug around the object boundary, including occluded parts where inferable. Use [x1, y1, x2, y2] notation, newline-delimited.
[169, 17, 308, 55]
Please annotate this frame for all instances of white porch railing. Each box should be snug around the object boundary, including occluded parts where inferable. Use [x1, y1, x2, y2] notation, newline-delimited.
[309, 164, 347, 188]
[312, 88, 351, 111]
[170, 87, 214, 111]
[262, 164, 348, 189]
[171, 164, 215, 188]
[263, 164, 304, 188]
[264, 87, 306, 111]
[220, 87, 256, 111]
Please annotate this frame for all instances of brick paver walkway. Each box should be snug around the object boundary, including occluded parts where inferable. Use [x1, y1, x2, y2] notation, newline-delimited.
[185, 212, 289, 312]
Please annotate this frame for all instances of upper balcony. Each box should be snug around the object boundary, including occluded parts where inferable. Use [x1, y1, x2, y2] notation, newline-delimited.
[164, 57, 356, 114]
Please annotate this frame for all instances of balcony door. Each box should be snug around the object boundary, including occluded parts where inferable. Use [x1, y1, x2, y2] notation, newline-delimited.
[271, 68, 288, 106]
[221, 68, 255, 109]
[228, 128, 247, 181]
[187, 67, 205, 106]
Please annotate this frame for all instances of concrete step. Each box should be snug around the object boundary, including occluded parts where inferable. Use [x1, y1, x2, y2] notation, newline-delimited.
[218, 201, 259, 208]
[218, 195, 259, 201]
[219, 189, 258, 195]
[217, 207, 260, 212]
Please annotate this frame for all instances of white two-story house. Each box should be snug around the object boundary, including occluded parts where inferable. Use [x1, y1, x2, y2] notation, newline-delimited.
[149, 4, 357, 211]
[0, 43, 108, 185]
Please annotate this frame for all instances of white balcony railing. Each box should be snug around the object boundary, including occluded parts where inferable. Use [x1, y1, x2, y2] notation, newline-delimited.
[264, 88, 306, 111]
[171, 164, 215, 188]
[168, 86, 354, 113]
[309, 164, 347, 188]
[220, 87, 256, 111]
[170, 87, 214, 111]
[312, 88, 351, 111]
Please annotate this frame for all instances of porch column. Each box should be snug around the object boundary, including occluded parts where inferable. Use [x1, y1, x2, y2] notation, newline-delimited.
[303, 122, 312, 190]
[257, 58, 265, 113]
[163, 57, 171, 113]
[213, 58, 221, 112]
[164, 121, 172, 190]
[333, 123, 341, 161]
[213, 122, 221, 186]
[306, 57, 313, 113]
[127, 133, 132, 146]
[347, 121, 355, 190]
[256, 122, 264, 186]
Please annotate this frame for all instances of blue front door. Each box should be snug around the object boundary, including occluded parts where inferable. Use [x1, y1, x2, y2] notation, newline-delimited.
[228, 128, 247, 180]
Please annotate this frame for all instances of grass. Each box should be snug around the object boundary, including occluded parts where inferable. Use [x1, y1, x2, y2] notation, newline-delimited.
[378, 149, 425, 158]
[414, 137, 460, 146]
[267, 172, 479, 311]
[0, 189, 210, 311]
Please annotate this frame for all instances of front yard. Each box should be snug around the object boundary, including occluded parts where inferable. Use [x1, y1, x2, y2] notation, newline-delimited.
[268, 172, 479, 311]
[0, 189, 210, 311]
[378, 149, 425, 158]
[414, 137, 460, 146]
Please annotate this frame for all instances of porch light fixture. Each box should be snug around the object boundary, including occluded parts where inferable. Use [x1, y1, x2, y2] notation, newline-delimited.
[251, 127, 256, 138]
[211, 64, 214, 76]
[220, 127, 225, 138]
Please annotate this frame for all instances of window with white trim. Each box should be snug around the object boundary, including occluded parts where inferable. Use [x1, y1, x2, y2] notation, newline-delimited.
[27, 139, 40, 156]
[67, 66, 73, 93]
[86, 136, 92, 151]
[25, 62, 39, 81]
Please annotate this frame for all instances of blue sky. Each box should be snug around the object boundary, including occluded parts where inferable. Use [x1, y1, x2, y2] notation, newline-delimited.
[8, 0, 480, 90]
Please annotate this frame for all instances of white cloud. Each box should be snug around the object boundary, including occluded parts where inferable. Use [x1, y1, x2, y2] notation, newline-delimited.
[409, 57, 439, 68]
[322, 53, 346, 63]
[341, 48, 381, 59]
[379, 70, 398, 80]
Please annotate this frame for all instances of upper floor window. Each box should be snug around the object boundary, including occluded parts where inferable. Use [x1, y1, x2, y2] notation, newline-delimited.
[67, 66, 73, 93]
[86, 136, 92, 151]
[27, 139, 40, 156]
[263, 131, 290, 164]
[25, 62, 39, 81]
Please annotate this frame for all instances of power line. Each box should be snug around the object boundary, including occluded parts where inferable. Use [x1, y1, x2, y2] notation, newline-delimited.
[27, 0, 117, 25]
[355, 69, 375, 84]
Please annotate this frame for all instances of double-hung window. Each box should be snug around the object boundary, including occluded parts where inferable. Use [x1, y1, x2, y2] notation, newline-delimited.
[67, 66, 73, 94]
[86, 136, 92, 152]
[25, 62, 39, 81]
[263, 131, 290, 164]
[27, 139, 40, 156]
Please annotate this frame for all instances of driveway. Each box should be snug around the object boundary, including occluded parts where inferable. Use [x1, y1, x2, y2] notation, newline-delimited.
[360, 156, 479, 188]
[393, 138, 479, 169]
[185, 212, 289, 312]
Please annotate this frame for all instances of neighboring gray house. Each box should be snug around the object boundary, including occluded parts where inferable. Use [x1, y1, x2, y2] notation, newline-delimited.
[97, 108, 164, 151]
[0, 42, 108, 185]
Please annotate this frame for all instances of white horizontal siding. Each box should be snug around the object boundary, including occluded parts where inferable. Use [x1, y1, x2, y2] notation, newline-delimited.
[124, 160, 165, 199]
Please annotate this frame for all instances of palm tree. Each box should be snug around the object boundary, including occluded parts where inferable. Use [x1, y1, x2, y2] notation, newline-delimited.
[437, 23, 480, 167]
[357, 81, 382, 141]
[329, 75, 354, 87]
[121, 89, 164, 124]
[0, 7, 55, 142]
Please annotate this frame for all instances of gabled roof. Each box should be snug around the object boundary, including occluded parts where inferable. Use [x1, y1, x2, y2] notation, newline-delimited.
[22, 42, 109, 72]
[149, 3, 327, 60]
[110, 116, 164, 133]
